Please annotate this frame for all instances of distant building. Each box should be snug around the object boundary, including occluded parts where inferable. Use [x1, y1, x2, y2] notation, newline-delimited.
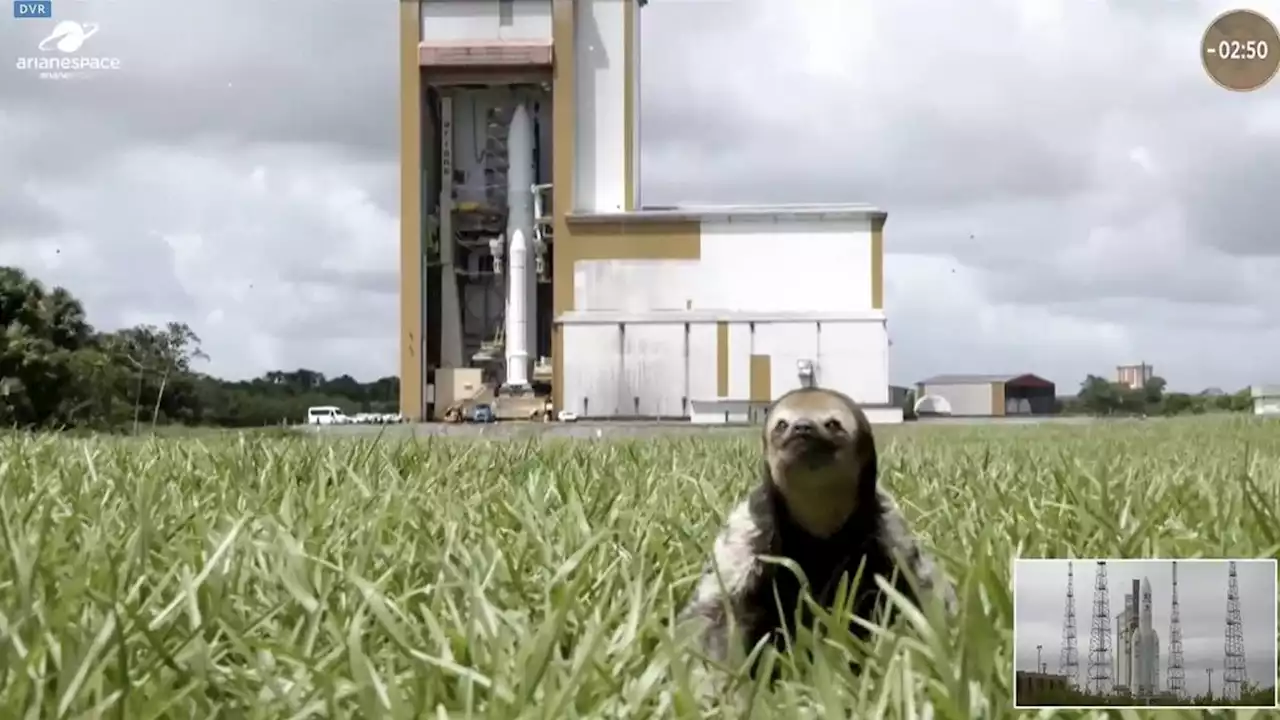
[889, 385, 911, 408]
[915, 374, 1056, 417]
[1252, 385, 1280, 416]
[1117, 363, 1154, 390]
[1015, 670, 1069, 701]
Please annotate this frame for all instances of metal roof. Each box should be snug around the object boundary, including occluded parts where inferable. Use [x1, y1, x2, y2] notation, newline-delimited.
[918, 373, 1048, 386]
[565, 203, 887, 225]
[556, 309, 886, 324]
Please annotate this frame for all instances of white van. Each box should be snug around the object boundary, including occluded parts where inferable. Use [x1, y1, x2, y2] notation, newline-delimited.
[306, 406, 350, 425]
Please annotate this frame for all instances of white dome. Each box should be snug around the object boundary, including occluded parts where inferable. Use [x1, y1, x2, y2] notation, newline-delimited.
[913, 394, 952, 416]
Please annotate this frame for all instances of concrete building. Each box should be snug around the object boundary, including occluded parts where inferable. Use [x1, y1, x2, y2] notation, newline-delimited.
[1015, 670, 1069, 701]
[1117, 363, 1154, 390]
[1252, 385, 1280, 416]
[398, 0, 901, 423]
[915, 374, 1056, 417]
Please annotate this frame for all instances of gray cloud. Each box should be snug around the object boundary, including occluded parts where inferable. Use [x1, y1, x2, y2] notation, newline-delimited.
[1015, 559, 1277, 697]
[1, 0, 1278, 389]
[0, 1, 398, 158]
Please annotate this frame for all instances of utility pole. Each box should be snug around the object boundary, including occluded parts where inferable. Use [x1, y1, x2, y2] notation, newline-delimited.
[1206, 668, 1213, 699]
[1037, 645, 1043, 674]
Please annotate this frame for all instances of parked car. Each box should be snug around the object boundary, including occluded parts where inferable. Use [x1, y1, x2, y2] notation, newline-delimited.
[557, 410, 579, 423]
[472, 404, 495, 423]
[306, 405, 351, 425]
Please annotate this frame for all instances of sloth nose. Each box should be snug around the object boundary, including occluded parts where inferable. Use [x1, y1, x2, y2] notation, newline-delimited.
[790, 419, 817, 435]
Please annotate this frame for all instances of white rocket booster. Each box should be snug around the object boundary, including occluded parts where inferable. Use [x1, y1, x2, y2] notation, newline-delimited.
[1134, 577, 1159, 696]
[1116, 594, 1134, 688]
[502, 102, 535, 392]
[1139, 577, 1153, 694]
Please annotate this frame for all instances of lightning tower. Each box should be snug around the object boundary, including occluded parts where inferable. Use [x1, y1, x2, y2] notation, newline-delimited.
[1223, 560, 1247, 701]
[1166, 560, 1186, 699]
[1057, 560, 1080, 686]
[1087, 561, 1113, 695]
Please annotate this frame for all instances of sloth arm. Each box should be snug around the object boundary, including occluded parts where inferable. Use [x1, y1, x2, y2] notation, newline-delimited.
[678, 498, 769, 663]
[874, 488, 958, 615]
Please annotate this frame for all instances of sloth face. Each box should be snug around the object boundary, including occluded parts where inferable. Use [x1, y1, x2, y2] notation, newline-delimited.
[764, 388, 875, 535]
[765, 389, 864, 473]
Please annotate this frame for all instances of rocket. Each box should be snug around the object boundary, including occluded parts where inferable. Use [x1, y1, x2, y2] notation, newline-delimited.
[502, 103, 535, 392]
[1134, 577, 1160, 696]
[1115, 577, 1162, 697]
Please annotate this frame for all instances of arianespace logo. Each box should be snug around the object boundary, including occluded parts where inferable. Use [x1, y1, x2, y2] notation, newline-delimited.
[15, 20, 122, 80]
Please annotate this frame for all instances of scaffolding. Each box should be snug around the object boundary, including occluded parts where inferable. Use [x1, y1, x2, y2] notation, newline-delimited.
[1087, 561, 1113, 695]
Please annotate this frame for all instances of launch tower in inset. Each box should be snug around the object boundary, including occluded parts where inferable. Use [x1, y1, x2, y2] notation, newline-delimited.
[1087, 561, 1113, 695]
[1167, 561, 1186, 699]
[1058, 561, 1080, 687]
[1223, 560, 1248, 701]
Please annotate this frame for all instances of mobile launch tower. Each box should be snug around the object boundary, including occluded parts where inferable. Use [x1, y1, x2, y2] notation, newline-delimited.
[398, 0, 900, 422]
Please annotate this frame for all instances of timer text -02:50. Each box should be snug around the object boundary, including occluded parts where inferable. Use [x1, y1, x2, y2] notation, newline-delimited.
[1213, 39, 1270, 60]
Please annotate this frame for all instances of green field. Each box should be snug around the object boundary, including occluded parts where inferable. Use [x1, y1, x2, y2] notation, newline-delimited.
[1, 417, 1278, 718]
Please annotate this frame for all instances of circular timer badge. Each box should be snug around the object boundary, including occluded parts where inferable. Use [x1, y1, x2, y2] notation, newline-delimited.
[1202, 9, 1280, 91]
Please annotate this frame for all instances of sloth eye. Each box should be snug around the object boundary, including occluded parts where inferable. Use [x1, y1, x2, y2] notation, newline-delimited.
[774, 419, 789, 432]
[824, 418, 843, 431]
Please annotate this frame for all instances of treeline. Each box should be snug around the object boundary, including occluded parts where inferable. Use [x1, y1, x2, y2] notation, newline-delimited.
[1, 267, 398, 431]
[1062, 374, 1254, 416]
[1018, 681, 1275, 707]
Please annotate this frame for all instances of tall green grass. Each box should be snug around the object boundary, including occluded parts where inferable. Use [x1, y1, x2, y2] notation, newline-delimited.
[1, 417, 1277, 718]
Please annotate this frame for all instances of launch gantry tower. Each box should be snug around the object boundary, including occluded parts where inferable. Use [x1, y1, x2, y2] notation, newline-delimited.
[1166, 560, 1186, 699]
[1087, 561, 1113, 695]
[1057, 560, 1080, 686]
[1223, 560, 1248, 701]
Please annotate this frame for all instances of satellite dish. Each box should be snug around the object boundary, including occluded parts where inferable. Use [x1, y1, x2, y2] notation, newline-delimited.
[913, 394, 953, 416]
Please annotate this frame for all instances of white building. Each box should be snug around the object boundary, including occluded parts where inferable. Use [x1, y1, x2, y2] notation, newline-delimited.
[1252, 385, 1280, 416]
[560, 207, 899, 424]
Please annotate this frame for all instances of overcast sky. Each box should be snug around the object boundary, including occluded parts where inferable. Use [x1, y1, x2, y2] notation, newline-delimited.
[3, 0, 1280, 391]
[1015, 559, 1277, 697]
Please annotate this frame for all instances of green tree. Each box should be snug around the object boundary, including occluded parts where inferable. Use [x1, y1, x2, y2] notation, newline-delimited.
[3, 265, 407, 431]
[1142, 376, 1167, 405]
[101, 322, 208, 431]
[1077, 375, 1127, 415]
[0, 267, 95, 428]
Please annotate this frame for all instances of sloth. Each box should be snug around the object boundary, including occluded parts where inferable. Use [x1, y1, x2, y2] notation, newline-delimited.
[679, 387, 957, 670]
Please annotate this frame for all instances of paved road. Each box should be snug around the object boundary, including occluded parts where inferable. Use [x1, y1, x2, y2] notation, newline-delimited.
[304, 414, 1101, 440]
[305, 420, 756, 440]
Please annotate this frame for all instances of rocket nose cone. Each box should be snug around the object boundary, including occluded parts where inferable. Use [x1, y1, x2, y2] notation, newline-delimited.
[509, 228, 528, 251]
[509, 103, 531, 129]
